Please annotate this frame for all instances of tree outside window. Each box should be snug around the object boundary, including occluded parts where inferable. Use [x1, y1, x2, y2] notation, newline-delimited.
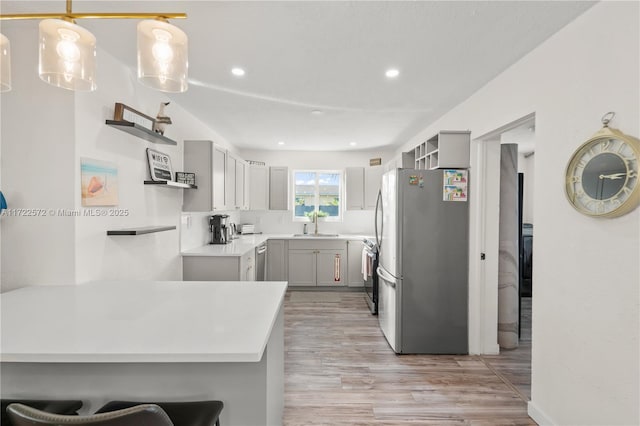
[293, 171, 342, 221]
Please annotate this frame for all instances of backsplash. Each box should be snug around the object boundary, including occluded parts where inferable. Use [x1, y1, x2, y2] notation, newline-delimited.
[238, 210, 375, 236]
[180, 211, 242, 251]
[180, 209, 375, 250]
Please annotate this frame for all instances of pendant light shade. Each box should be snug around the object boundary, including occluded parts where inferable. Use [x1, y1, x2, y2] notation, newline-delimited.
[39, 19, 96, 91]
[0, 33, 11, 92]
[137, 19, 188, 93]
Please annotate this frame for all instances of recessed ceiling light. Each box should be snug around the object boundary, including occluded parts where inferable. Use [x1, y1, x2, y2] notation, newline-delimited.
[277, 141, 285, 146]
[231, 67, 246, 77]
[385, 68, 400, 79]
[311, 110, 324, 115]
[349, 142, 357, 146]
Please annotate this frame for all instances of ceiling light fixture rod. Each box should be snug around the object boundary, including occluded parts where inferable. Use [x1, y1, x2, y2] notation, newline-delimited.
[0, 13, 186, 21]
[1, 0, 185, 21]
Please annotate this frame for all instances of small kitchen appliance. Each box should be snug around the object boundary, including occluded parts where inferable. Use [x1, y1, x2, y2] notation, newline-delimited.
[210, 214, 230, 244]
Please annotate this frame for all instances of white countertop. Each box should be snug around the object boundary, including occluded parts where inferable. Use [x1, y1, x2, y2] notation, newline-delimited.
[182, 234, 272, 257]
[181, 233, 372, 257]
[0, 280, 287, 363]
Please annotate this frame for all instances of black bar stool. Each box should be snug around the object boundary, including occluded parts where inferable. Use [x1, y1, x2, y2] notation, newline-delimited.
[96, 400, 224, 426]
[1, 399, 83, 426]
[7, 403, 172, 426]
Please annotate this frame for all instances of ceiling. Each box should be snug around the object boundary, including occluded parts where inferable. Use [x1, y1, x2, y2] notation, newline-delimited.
[1, 1, 594, 152]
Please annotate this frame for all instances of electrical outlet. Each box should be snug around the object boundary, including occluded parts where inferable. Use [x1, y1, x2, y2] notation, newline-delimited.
[181, 214, 192, 228]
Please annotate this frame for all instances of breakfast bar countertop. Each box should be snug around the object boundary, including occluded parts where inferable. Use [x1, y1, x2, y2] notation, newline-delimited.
[0, 280, 287, 363]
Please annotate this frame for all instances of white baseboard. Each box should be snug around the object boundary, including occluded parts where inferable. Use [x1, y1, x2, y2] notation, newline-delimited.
[528, 401, 554, 425]
[484, 342, 500, 355]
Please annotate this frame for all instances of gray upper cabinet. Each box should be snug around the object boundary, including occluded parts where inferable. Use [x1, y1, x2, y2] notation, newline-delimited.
[346, 166, 383, 210]
[242, 161, 250, 210]
[225, 153, 249, 211]
[346, 167, 365, 210]
[183, 140, 227, 212]
[269, 166, 289, 210]
[364, 166, 384, 209]
[226, 154, 237, 209]
[212, 145, 226, 209]
[250, 165, 269, 210]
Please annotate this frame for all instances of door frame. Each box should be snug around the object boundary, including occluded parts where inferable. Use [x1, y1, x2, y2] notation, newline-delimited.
[469, 112, 535, 355]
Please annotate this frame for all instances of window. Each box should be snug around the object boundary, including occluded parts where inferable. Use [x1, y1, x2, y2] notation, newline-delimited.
[293, 170, 342, 221]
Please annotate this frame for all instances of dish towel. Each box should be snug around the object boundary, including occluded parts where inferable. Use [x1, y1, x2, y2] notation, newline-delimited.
[361, 247, 368, 281]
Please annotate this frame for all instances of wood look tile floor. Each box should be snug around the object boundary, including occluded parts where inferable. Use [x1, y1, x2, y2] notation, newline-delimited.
[284, 291, 535, 426]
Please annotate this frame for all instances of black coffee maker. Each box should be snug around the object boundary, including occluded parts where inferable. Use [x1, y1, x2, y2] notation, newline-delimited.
[210, 214, 230, 244]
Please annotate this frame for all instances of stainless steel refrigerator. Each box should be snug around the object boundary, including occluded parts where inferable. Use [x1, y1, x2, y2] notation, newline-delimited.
[375, 168, 469, 354]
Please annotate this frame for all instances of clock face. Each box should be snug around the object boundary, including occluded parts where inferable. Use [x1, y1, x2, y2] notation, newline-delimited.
[565, 132, 640, 217]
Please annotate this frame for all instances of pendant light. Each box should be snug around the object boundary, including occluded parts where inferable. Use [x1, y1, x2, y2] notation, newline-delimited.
[0, 1, 187, 93]
[0, 33, 11, 92]
[39, 19, 96, 91]
[137, 19, 188, 93]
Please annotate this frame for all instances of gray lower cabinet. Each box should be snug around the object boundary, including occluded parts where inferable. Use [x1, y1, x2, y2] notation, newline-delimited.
[347, 240, 365, 287]
[288, 250, 316, 286]
[183, 251, 255, 281]
[288, 240, 346, 287]
[267, 239, 288, 281]
[316, 250, 346, 286]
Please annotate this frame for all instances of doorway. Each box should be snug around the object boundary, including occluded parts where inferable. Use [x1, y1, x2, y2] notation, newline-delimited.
[473, 113, 536, 400]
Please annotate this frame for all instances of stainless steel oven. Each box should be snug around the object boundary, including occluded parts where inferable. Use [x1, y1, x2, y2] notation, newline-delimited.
[363, 238, 379, 315]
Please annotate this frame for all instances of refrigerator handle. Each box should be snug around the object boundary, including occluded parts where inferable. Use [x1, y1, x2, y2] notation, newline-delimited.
[377, 266, 396, 288]
[374, 189, 383, 248]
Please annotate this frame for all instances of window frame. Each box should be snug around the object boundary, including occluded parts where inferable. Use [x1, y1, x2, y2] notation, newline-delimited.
[292, 169, 343, 222]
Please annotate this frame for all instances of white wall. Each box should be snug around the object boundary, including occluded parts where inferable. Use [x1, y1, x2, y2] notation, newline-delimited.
[180, 211, 241, 252]
[1, 31, 235, 289]
[72, 49, 236, 284]
[1, 22, 76, 292]
[395, 2, 638, 424]
[237, 149, 393, 235]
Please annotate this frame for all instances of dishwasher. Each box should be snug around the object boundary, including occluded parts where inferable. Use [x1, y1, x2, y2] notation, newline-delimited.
[255, 242, 267, 281]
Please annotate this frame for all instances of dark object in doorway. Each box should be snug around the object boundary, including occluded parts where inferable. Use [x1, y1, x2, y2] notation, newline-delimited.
[521, 223, 533, 297]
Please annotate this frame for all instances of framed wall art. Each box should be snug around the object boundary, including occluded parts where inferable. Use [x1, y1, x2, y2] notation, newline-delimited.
[81, 158, 119, 206]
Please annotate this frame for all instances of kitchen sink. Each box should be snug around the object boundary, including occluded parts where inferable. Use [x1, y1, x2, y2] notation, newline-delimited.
[292, 233, 340, 237]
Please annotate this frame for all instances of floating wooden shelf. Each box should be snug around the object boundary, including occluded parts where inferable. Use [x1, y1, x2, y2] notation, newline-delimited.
[106, 120, 177, 146]
[107, 226, 176, 236]
[144, 180, 197, 189]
